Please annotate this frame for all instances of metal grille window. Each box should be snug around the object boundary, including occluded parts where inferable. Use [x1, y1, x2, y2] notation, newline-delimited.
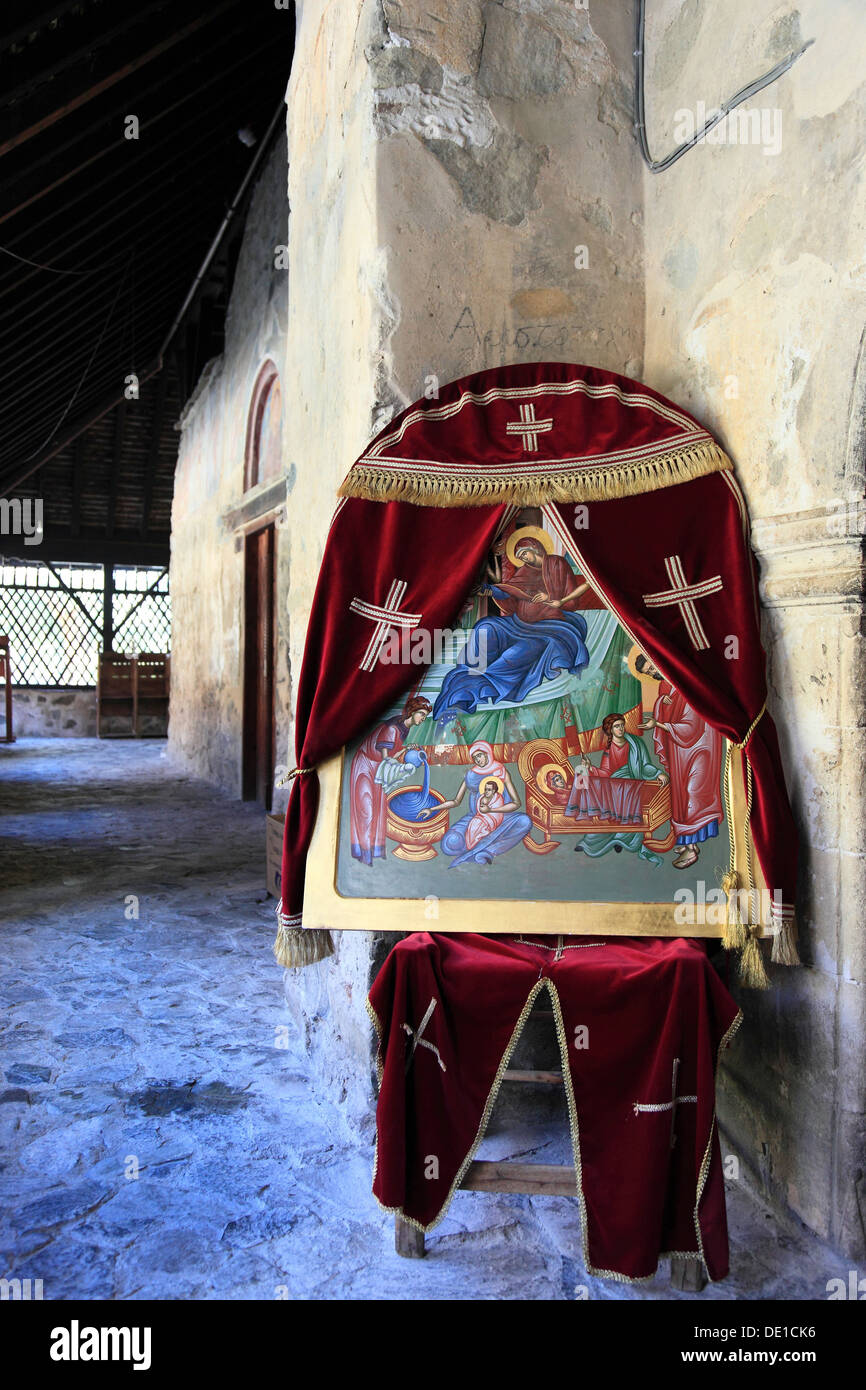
[0, 561, 171, 688]
[112, 567, 171, 657]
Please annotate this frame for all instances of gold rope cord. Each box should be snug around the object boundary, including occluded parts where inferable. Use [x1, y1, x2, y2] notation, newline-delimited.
[721, 703, 773, 986]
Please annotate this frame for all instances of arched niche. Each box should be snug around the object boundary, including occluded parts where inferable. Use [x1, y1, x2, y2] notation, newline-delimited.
[244, 359, 283, 491]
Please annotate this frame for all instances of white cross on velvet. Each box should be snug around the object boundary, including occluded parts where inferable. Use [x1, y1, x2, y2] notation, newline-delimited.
[641, 555, 723, 651]
[505, 401, 554, 453]
[349, 578, 422, 672]
[402, 996, 446, 1074]
[632, 1057, 697, 1149]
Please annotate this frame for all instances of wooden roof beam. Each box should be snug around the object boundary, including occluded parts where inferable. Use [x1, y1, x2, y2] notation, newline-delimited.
[0, 2, 236, 160]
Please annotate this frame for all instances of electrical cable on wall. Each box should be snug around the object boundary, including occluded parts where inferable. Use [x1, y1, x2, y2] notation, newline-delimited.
[634, 0, 814, 173]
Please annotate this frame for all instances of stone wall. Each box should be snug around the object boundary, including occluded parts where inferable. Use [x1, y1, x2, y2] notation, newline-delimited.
[168, 133, 290, 795]
[279, 0, 646, 1133]
[10, 688, 97, 737]
[369, 0, 644, 411]
[170, 0, 866, 1258]
[641, 0, 866, 1260]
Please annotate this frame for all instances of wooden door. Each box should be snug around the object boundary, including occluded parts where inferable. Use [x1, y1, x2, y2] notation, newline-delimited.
[242, 524, 276, 809]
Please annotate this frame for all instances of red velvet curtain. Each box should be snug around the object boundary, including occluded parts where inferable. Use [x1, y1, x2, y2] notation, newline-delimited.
[280, 495, 509, 921]
[280, 481, 797, 934]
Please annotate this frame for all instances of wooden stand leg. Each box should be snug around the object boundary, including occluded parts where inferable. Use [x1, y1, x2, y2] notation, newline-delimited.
[670, 1256, 707, 1292]
[395, 1215, 425, 1258]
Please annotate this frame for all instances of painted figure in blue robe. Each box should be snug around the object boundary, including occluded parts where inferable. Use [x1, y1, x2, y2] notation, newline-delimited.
[432, 535, 592, 720]
[418, 741, 532, 867]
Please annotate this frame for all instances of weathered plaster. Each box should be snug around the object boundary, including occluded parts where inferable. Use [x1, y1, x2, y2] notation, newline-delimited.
[168, 134, 290, 796]
[170, 0, 866, 1263]
[643, 0, 866, 1259]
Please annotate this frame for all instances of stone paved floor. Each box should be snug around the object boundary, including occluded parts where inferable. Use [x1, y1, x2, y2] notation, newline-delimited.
[0, 738, 849, 1300]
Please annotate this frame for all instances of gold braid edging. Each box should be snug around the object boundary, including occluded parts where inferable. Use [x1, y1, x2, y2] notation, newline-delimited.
[365, 979, 743, 1283]
[691, 1008, 744, 1281]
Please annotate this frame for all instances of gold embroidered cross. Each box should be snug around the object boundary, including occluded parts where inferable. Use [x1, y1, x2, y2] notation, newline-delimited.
[505, 402, 554, 453]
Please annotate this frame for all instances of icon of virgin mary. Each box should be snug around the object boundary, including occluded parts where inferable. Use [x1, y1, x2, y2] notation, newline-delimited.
[419, 741, 532, 867]
[432, 526, 592, 720]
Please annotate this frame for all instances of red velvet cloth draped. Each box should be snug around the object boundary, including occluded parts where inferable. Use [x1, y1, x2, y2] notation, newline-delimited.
[280, 363, 798, 938]
[547, 475, 797, 929]
[369, 932, 741, 1282]
[280, 496, 507, 919]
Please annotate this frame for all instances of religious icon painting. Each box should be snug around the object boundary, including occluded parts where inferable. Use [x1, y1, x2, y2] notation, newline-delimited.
[280, 363, 798, 973]
[304, 508, 734, 937]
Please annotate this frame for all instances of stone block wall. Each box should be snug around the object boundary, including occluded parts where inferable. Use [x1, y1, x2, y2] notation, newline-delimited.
[10, 688, 98, 737]
[641, 0, 866, 1261]
[278, 0, 646, 1134]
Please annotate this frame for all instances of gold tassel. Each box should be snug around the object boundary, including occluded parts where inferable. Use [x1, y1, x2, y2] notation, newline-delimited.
[720, 870, 748, 950]
[739, 931, 770, 990]
[771, 919, 801, 966]
[338, 442, 733, 509]
[273, 910, 334, 969]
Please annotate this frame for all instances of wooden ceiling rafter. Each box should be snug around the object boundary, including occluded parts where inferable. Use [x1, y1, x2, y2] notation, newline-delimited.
[0, 2, 237, 160]
[0, 0, 294, 570]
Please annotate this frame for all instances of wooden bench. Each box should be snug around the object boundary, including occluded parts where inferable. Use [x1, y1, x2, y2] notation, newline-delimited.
[97, 652, 170, 737]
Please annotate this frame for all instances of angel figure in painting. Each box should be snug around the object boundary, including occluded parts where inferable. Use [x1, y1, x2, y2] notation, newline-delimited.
[419, 740, 532, 867]
[432, 527, 594, 720]
[635, 654, 723, 870]
[349, 695, 432, 865]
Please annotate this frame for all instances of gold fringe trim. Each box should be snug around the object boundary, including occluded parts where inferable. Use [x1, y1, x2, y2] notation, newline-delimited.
[273, 910, 334, 969]
[719, 871, 748, 950]
[739, 933, 770, 990]
[338, 442, 733, 509]
[771, 919, 801, 966]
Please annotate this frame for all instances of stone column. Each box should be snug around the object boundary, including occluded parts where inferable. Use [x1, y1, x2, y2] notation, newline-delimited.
[642, 0, 866, 1260]
[282, 0, 645, 1132]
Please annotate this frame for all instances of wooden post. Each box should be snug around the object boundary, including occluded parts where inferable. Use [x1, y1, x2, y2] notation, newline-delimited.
[0, 636, 14, 743]
[102, 564, 115, 656]
[394, 1215, 425, 1258]
[670, 1257, 707, 1292]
